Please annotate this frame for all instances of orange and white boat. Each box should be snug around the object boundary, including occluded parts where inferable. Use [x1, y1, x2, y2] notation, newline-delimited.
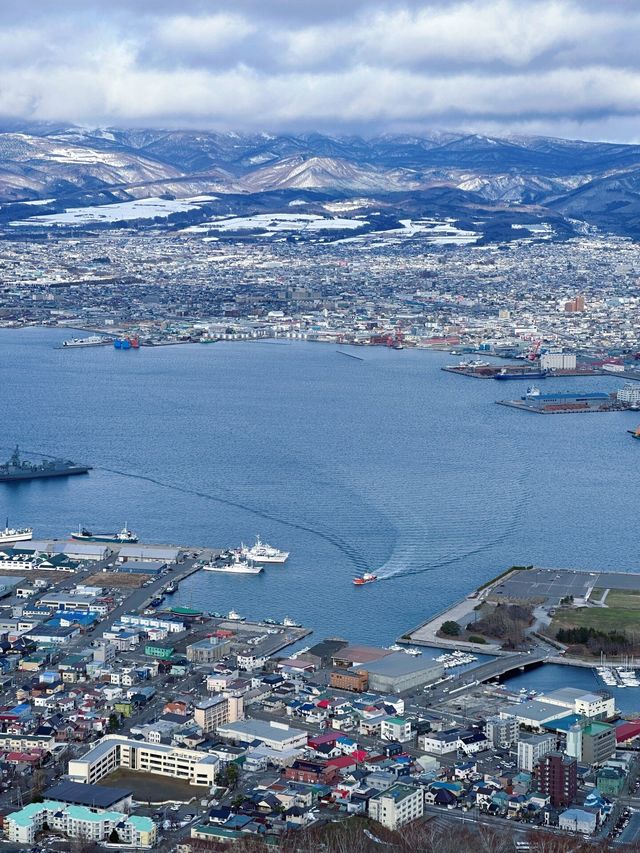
[353, 572, 377, 586]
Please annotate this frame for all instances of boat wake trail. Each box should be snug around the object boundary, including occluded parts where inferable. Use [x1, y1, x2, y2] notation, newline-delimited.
[98, 465, 370, 571]
[371, 451, 532, 582]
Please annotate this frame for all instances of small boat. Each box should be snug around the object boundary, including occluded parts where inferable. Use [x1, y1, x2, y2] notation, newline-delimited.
[165, 581, 178, 594]
[281, 616, 301, 628]
[0, 519, 33, 544]
[524, 386, 541, 398]
[150, 596, 164, 607]
[404, 647, 422, 656]
[353, 572, 377, 586]
[628, 427, 640, 439]
[240, 535, 289, 563]
[71, 523, 138, 543]
[227, 609, 245, 621]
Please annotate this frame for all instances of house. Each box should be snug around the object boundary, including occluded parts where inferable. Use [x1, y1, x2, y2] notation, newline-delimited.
[284, 759, 339, 785]
[559, 807, 599, 834]
[381, 717, 412, 743]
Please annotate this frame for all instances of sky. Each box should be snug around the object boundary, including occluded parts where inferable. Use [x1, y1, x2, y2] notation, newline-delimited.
[1, 0, 639, 142]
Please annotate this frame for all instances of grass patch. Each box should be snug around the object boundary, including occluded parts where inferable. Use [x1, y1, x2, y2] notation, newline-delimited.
[552, 590, 640, 633]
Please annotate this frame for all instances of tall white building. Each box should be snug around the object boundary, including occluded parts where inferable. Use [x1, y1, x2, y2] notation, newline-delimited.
[540, 352, 577, 371]
[517, 734, 555, 772]
[368, 783, 424, 830]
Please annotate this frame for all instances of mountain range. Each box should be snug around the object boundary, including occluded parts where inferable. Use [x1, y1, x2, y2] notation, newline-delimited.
[1, 123, 640, 239]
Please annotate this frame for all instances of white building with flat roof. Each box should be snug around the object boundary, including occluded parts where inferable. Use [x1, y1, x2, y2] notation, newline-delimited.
[216, 719, 307, 752]
[68, 735, 219, 787]
[537, 688, 614, 720]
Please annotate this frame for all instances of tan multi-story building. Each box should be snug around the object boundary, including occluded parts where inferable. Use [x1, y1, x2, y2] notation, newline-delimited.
[193, 694, 244, 733]
[329, 669, 368, 692]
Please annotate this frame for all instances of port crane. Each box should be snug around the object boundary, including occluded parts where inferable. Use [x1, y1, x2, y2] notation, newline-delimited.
[526, 339, 542, 361]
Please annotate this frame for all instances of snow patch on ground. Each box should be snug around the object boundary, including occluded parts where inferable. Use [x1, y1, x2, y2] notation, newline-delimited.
[11, 196, 218, 226]
[184, 212, 369, 235]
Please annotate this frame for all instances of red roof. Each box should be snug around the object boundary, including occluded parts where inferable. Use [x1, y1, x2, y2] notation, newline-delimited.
[6, 751, 40, 763]
[308, 733, 338, 748]
[352, 749, 368, 763]
[326, 755, 356, 769]
[316, 699, 332, 709]
[615, 720, 640, 742]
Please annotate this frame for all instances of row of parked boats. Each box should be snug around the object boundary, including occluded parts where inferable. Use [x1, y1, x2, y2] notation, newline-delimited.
[597, 666, 640, 688]
[435, 651, 480, 668]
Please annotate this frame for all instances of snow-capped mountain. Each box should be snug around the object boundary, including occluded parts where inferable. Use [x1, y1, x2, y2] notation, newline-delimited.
[1, 125, 640, 237]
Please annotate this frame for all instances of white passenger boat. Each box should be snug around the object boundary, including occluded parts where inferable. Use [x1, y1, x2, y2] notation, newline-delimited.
[0, 520, 32, 544]
[240, 535, 289, 563]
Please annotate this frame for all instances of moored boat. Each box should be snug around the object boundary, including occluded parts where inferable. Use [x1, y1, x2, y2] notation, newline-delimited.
[203, 554, 263, 574]
[62, 335, 112, 348]
[240, 535, 289, 563]
[71, 523, 138, 543]
[0, 519, 33, 544]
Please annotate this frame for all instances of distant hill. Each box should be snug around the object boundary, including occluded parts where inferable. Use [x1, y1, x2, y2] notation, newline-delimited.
[1, 124, 640, 238]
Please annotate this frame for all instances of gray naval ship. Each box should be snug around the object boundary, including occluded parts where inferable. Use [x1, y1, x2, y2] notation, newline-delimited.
[0, 446, 91, 482]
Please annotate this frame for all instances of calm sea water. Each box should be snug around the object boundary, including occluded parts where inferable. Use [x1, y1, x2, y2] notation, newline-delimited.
[2, 328, 640, 707]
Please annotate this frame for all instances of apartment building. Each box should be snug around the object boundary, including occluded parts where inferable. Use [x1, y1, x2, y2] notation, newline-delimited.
[485, 714, 519, 748]
[5, 800, 156, 847]
[193, 694, 244, 733]
[517, 734, 555, 772]
[534, 752, 578, 807]
[368, 783, 424, 831]
[68, 735, 219, 787]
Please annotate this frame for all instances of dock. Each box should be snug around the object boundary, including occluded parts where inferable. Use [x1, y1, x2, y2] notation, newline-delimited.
[497, 391, 624, 414]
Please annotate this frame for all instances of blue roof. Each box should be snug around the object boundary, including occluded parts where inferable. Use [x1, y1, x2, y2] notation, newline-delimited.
[542, 713, 584, 733]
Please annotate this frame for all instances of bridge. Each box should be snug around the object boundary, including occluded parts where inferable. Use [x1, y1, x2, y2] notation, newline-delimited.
[428, 649, 549, 702]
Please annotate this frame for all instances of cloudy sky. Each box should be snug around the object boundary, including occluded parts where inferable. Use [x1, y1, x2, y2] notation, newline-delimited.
[1, 0, 639, 141]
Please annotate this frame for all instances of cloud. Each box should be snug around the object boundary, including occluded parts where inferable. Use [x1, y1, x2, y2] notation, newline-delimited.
[0, 0, 638, 141]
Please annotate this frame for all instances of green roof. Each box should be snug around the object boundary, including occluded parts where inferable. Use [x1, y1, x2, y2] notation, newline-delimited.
[171, 606, 202, 616]
[583, 721, 613, 736]
[193, 825, 242, 839]
[7, 800, 151, 830]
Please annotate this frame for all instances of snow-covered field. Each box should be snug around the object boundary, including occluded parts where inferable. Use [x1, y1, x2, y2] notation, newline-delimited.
[184, 212, 369, 235]
[11, 195, 219, 226]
